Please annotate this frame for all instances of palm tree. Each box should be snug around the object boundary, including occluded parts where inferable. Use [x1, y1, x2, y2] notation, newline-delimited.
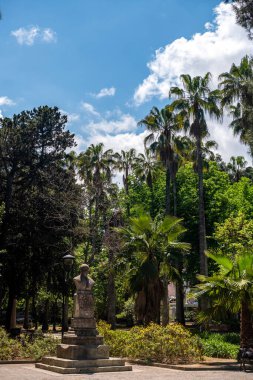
[219, 56, 253, 155]
[139, 107, 187, 324]
[170, 73, 221, 280]
[117, 214, 189, 325]
[195, 252, 253, 348]
[115, 149, 136, 216]
[187, 139, 219, 173]
[139, 106, 183, 215]
[227, 156, 248, 182]
[78, 143, 116, 262]
[134, 149, 160, 218]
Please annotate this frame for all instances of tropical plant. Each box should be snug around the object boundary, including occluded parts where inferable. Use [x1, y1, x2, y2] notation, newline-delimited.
[219, 56, 253, 155]
[134, 149, 159, 218]
[195, 252, 253, 348]
[115, 149, 136, 216]
[170, 73, 221, 280]
[117, 213, 189, 325]
[78, 143, 117, 263]
[227, 156, 248, 182]
[227, 1, 253, 39]
[139, 106, 183, 215]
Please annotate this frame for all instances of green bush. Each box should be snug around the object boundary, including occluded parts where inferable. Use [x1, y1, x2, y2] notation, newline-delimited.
[199, 332, 239, 359]
[0, 328, 58, 360]
[97, 321, 203, 363]
[0, 328, 23, 360]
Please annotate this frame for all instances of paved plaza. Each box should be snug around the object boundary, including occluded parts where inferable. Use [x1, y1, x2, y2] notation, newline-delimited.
[0, 363, 251, 380]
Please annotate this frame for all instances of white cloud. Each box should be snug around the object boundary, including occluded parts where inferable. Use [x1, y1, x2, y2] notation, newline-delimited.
[74, 135, 87, 154]
[134, 2, 253, 105]
[208, 115, 251, 163]
[81, 102, 100, 117]
[86, 130, 147, 154]
[59, 109, 80, 123]
[11, 26, 57, 45]
[41, 28, 57, 43]
[85, 114, 137, 134]
[93, 87, 116, 98]
[0, 96, 15, 106]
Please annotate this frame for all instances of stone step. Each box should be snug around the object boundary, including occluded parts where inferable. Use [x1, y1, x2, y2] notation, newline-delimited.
[42, 356, 126, 368]
[36, 362, 132, 374]
[57, 343, 109, 360]
[62, 334, 104, 346]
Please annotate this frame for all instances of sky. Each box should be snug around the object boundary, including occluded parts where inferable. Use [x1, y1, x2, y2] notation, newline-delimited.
[1, 0, 253, 163]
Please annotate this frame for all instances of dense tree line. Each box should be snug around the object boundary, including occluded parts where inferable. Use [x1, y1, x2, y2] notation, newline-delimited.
[0, 54, 253, 336]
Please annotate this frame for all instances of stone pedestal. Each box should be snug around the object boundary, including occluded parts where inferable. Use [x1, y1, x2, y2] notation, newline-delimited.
[36, 264, 132, 374]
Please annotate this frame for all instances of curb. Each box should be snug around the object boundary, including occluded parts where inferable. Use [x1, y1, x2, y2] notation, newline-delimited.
[126, 359, 240, 371]
[0, 360, 37, 364]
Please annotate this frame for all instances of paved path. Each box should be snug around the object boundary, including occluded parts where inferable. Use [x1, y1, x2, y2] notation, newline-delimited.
[0, 364, 251, 380]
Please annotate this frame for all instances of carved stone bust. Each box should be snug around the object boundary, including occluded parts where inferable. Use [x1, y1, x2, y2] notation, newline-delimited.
[73, 264, 95, 319]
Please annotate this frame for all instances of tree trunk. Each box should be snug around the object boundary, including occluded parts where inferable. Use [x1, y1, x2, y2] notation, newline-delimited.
[10, 298, 17, 329]
[172, 176, 177, 217]
[196, 136, 207, 276]
[150, 183, 155, 219]
[42, 298, 49, 331]
[125, 167, 130, 217]
[165, 167, 171, 215]
[172, 176, 185, 324]
[107, 262, 116, 329]
[23, 296, 30, 330]
[175, 280, 185, 325]
[196, 132, 208, 312]
[32, 295, 38, 330]
[240, 299, 253, 347]
[52, 300, 57, 332]
[161, 276, 169, 326]
[5, 284, 16, 330]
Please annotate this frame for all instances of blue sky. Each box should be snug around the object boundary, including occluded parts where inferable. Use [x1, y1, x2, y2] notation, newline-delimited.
[0, 1, 253, 161]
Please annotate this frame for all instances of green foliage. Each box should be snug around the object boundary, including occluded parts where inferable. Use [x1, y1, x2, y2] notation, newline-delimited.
[116, 297, 135, 326]
[0, 328, 58, 360]
[117, 213, 189, 324]
[225, 177, 253, 217]
[214, 212, 253, 257]
[0, 328, 23, 360]
[97, 321, 203, 363]
[199, 332, 239, 359]
[19, 332, 58, 360]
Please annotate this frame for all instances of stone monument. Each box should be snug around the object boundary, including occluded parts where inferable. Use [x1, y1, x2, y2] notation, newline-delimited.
[36, 264, 132, 374]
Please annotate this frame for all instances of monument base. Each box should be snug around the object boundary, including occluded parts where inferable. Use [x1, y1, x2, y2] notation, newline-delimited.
[36, 357, 132, 374]
[36, 330, 132, 374]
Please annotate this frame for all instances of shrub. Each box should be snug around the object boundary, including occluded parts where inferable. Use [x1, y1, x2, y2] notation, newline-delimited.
[0, 328, 58, 361]
[97, 321, 203, 363]
[199, 332, 239, 359]
[0, 328, 23, 360]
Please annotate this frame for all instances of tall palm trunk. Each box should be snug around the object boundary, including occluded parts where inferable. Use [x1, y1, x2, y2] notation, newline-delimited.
[161, 276, 169, 326]
[175, 259, 185, 325]
[125, 167, 130, 217]
[172, 175, 177, 217]
[240, 299, 253, 347]
[196, 135, 207, 276]
[172, 173, 185, 324]
[165, 166, 171, 215]
[196, 132, 208, 312]
[162, 166, 172, 325]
